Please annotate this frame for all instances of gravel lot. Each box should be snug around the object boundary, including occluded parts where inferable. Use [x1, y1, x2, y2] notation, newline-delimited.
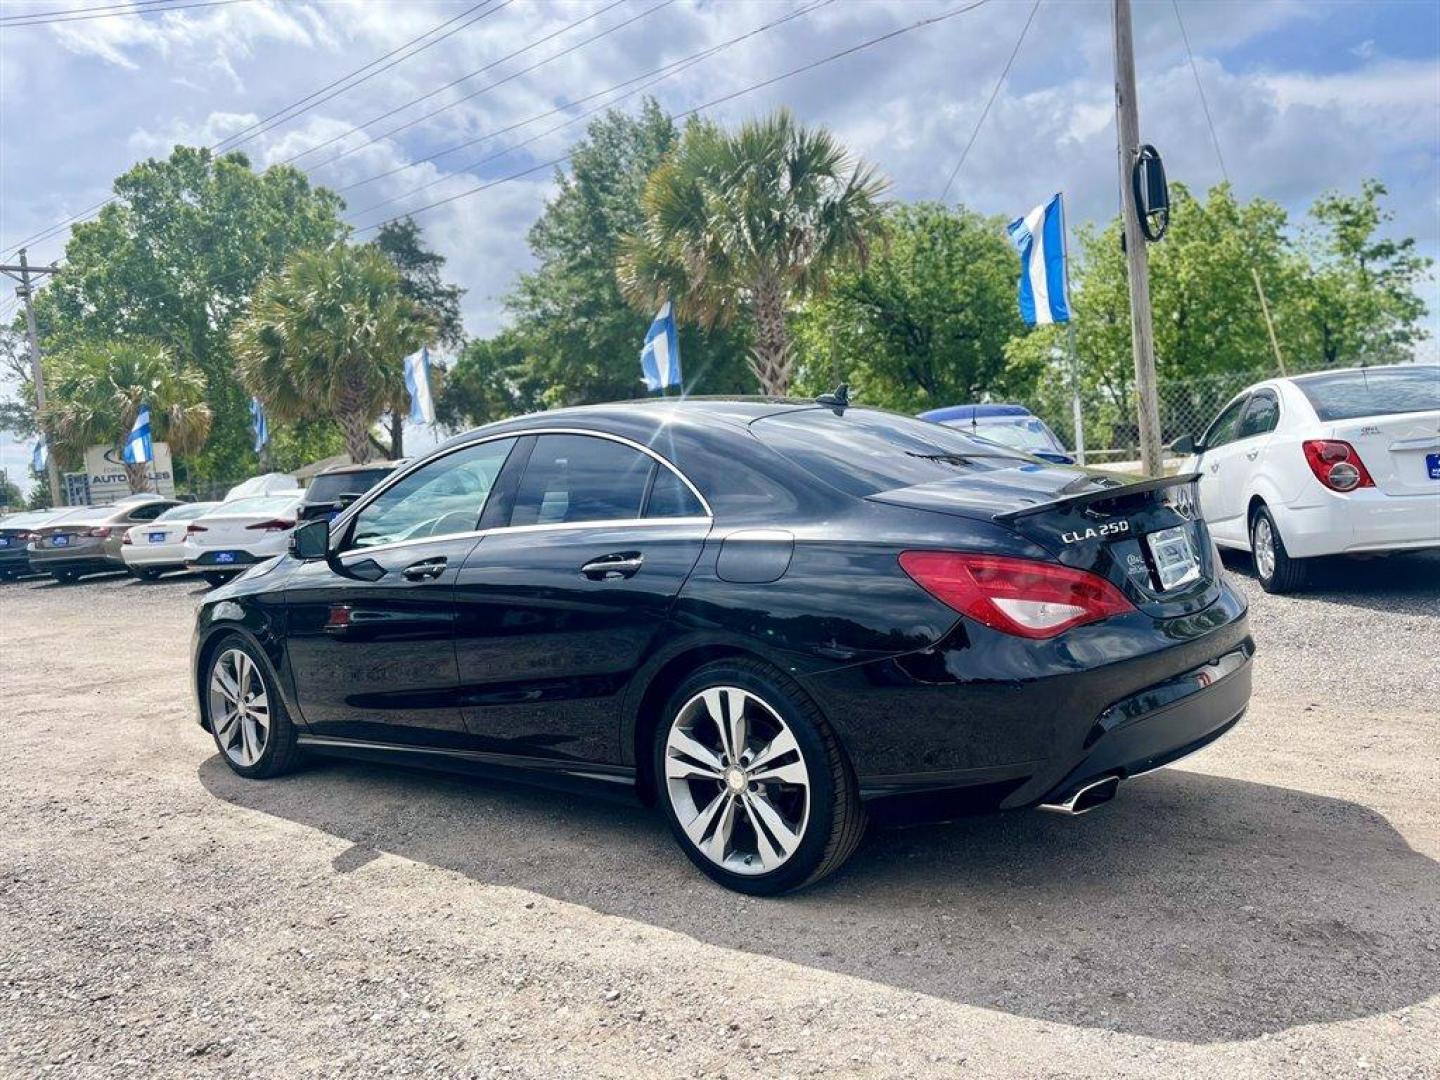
[2, 551, 1438, 1078]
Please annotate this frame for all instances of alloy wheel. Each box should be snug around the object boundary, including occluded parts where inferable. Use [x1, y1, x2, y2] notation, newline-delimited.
[209, 648, 270, 768]
[1253, 516, 1276, 581]
[664, 687, 811, 876]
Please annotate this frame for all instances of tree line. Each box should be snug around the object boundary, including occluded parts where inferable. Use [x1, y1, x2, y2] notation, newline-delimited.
[2, 99, 1429, 504]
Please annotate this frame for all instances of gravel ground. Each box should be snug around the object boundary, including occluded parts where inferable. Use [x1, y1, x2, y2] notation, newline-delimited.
[1, 551, 1438, 1079]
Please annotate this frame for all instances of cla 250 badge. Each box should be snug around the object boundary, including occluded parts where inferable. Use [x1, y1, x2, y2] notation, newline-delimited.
[1061, 521, 1130, 544]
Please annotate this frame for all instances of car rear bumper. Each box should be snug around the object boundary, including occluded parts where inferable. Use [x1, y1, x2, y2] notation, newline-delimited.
[27, 549, 121, 574]
[123, 544, 187, 567]
[798, 581, 1252, 817]
[187, 549, 265, 571]
[1277, 488, 1440, 557]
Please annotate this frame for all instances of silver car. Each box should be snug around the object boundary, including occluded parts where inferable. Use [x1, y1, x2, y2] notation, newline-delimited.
[28, 496, 181, 583]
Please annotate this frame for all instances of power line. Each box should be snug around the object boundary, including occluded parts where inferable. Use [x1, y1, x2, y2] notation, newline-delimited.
[212, 0, 505, 155]
[355, 0, 995, 236]
[1171, 0, 1228, 184]
[938, 0, 1039, 202]
[337, 0, 836, 204]
[3, 0, 506, 254]
[0, 0, 250, 28]
[0, 0, 178, 23]
[293, 0, 664, 176]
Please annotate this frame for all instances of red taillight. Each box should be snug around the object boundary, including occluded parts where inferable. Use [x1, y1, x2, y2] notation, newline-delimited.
[186, 524, 208, 535]
[246, 518, 295, 532]
[899, 551, 1136, 639]
[85, 526, 112, 538]
[1302, 440, 1374, 492]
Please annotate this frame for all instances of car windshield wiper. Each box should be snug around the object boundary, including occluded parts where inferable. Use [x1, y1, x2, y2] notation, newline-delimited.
[905, 450, 1015, 466]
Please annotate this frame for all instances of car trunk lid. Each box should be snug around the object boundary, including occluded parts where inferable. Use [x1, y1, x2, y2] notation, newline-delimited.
[870, 469, 1221, 618]
[1327, 410, 1440, 497]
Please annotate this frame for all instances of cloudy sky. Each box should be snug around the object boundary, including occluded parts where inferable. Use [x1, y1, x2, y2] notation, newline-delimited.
[1, 0, 1437, 493]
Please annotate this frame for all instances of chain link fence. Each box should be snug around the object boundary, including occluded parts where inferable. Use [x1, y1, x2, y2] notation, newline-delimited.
[1030, 362, 1325, 472]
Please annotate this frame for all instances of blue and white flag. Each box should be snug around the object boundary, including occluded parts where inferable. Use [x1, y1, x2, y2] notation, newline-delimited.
[32, 438, 47, 473]
[640, 300, 681, 392]
[403, 347, 435, 425]
[1007, 193, 1072, 326]
[121, 405, 153, 465]
[250, 397, 269, 453]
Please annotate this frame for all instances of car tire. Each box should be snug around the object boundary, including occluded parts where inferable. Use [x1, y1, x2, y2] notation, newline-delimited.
[202, 572, 231, 587]
[1251, 505, 1307, 593]
[202, 636, 303, 779]
[50, 569, 79, 584]
[654, 658, 866, 896]
[132, 567, 163, 581]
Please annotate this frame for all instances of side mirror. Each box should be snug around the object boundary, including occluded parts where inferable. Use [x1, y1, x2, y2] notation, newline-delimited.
[289, 517, 330, 560]
[1170, 434, 1198, 455]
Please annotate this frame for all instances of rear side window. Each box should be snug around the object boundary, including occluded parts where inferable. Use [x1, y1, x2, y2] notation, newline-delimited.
[752, 408, 1026, 497]
[1295, 366, 1440, 421]
[645, 467, 705, 518]
[125, 502, 174, 522]
[510, 435, 654, 526]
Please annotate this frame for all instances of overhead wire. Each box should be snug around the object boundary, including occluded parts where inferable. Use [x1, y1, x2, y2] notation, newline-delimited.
[938, 0, 1039, 202]
[0, 0, 251, 28]
[338, 0, 836, 208]
[0, 0, 180, 23]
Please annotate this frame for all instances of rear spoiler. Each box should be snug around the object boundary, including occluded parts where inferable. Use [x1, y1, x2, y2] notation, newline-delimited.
[993, 472, 1200, 523]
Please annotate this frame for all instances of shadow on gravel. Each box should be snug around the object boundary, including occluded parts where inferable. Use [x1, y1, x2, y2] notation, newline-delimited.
[198, 755, 1440, 1044]
[1221, 548, 1440, 616]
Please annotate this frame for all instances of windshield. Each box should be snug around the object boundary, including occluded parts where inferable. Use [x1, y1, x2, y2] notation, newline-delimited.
[752, 407, 1030, 497]
[962, 417, 1062, 454]
[0, 512, 54, 530]
[307, 468, 393, 504]
[207, 496, 300, 517]
[1295, 366, 1439, 421]
[157, 502, 218, 522]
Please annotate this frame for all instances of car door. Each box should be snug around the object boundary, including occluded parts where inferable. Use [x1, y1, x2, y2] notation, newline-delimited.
[1193, 394, 1251, 544]
[453, 432, 712, 766]
[284, 437, 519, 748]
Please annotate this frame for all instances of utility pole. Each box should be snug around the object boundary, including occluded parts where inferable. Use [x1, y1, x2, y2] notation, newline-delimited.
[1112, 0, 1164, 476]
[1, 250, 62, 507]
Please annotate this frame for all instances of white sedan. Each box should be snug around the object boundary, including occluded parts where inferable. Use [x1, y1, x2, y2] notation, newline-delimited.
[183, 494, 303, 586]
[1175, 364, 1439, 592]
[120, 501, 219, 580]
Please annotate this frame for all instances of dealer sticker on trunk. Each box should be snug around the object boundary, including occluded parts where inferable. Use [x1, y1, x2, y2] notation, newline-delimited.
[1147, 525, 1201, 591]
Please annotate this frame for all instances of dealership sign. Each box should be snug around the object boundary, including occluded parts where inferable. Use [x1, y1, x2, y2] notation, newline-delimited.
[83, 443, 175, 503]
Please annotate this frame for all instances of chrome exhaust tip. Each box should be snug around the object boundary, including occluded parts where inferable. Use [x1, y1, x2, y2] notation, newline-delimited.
[1039, 775, 1121, 816]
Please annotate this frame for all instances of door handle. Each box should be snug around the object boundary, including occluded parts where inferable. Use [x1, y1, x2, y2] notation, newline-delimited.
[1245, 450, 1259, 460]
[1208, 462, 1220, 473]
[401, 557, 447, 581]
[580, 552, 643, 580]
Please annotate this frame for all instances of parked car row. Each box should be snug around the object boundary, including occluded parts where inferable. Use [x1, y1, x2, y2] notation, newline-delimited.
[0, 460, 403, 587]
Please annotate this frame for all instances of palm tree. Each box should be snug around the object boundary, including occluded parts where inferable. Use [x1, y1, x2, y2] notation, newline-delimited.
[617, 109, 888, 396]
[231, 245, 436, 465]
[45, 340, 212, 493]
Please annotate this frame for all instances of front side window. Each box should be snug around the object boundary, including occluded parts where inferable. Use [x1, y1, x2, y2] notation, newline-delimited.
[510, 435, 655, 527]
[1202, 396, 1249, 450]
[348, 438, 515, 549]
[1237, 389, 1280, 439]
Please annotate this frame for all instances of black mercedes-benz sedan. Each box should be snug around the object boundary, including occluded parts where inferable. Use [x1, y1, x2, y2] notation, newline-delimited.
[192, 398, 1252, 894]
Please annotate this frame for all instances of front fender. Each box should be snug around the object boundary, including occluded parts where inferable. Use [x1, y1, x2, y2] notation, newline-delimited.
[192, 596, 298, 731]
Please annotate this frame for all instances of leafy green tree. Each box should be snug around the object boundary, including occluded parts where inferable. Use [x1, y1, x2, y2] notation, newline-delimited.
[44, 339, 212, 492]
[435, 330, 545, 429]
[618, 109, 888, 396]
[792, 203, 1024, 411]
[501, 100, 751, 409]
[231, 245, 436, 464]
[35, 146, 348, 477]
[0, 476, 22, 511]
[372, 217, 466, 455]
[1299, 180, 1432, 367]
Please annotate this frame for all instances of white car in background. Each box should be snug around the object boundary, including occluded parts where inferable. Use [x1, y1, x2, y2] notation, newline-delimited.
[1174, 364, 1440, 592]
[182, 493, 303, 586]
[120, 501, 219, 580]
